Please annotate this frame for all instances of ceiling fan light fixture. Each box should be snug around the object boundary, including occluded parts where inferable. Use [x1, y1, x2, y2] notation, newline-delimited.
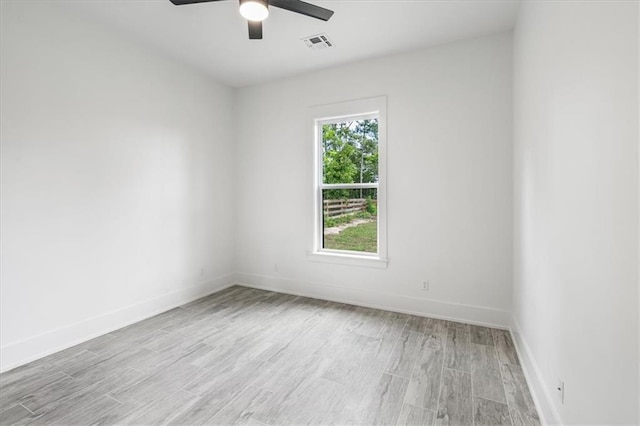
[170, 0, 334, 40]
[239, 0, 269, 22]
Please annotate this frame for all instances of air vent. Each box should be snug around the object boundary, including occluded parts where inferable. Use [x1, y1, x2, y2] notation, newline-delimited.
[302, 33, 334, 50]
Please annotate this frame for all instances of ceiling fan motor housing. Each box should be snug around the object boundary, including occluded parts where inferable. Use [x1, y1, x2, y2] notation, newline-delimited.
[169, 0, 334, 40]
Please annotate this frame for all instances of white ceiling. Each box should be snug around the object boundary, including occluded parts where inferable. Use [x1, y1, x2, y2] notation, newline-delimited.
[64, 0, 520, 87]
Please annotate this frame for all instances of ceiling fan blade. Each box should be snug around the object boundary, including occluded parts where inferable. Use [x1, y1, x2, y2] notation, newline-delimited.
[169, 0, 224, 5]
[248, 21, 263, 39]
[270, 0, 334, 21]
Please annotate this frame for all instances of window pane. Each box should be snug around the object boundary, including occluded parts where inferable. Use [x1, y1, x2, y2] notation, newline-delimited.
[322, 188, 377, 253]
[322, 119, 378, 185]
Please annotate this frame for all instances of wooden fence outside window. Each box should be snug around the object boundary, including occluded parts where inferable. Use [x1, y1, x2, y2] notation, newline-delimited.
[323, 198, 367, 218]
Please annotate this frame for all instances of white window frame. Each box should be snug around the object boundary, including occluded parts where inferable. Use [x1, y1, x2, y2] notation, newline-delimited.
[307, 96, 388, 268]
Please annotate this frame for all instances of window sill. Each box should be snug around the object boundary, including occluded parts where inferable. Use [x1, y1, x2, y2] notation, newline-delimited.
[306, 251, 388, 269]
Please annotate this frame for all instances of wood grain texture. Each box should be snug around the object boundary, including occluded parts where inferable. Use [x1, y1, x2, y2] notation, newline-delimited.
[470, 343, 507, 403]
[46, 395, 131, 426]
[501, 363, 541, 426]
[252, 358, 341, 425]
[354, 373, 409, 426]
[445, 326, 471, 372]
[386, 330, 424, 378]
[20, 368, 145, 424]
[117, 390, 201, 425]
[436, 368, 472, 426]
[209, 385, 273, 425]
[397, 403, 436, 426]
[493, 329, 520, 366]
[405, 316, 447, 338]
[0, 404, 34, 425]
[470, 325, 494, 346]
[0, 286, 538, 425]
[404, 341, 444, 411]
[473, 397, 511, 426]
[0, 372, 68, 412]
[279, 378, 346, 425]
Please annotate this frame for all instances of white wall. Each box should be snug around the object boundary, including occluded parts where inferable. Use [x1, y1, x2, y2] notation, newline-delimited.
[513, 1, 639, 424]
[234, 33, 514, 327]
[0, 2, 236, 371]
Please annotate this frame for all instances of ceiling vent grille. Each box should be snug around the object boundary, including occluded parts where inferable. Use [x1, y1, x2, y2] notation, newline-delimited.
[302, 33, 334, 50]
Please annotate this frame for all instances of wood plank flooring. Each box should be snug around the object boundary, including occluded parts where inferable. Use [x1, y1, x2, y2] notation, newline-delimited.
[0, 286, 541, 425]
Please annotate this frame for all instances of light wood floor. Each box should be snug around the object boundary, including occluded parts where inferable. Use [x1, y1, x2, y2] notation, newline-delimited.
[0, 286, 540, 425]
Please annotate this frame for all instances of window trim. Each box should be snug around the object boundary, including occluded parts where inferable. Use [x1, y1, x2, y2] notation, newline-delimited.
[307, 96, 388, 268]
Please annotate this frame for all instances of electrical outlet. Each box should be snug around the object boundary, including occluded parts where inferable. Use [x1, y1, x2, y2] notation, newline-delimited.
[274, 263, 279, 272]
[422, 281, 429, 291]
[557, 379, 565, 404]
[200, 267, 204, 277]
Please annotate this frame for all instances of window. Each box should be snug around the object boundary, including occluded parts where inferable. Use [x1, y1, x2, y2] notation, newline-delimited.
[308, 97, 387, 268]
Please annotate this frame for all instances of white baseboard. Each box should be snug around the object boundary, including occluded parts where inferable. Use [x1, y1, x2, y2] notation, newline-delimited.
[0, 274, 236, 373]
[1, 271, 512, 374]
[510, 318, 562, 425]
[234, 272, 511, 329]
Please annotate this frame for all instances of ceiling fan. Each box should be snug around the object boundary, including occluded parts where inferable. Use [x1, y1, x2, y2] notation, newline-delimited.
[169, 0, 334, 40]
